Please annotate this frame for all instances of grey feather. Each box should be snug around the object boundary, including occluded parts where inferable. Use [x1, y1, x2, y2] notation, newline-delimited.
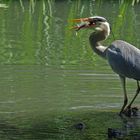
[106, 40, 140, 80]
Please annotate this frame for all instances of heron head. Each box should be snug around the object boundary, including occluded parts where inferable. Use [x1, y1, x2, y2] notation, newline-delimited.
[71, 16, 110, 38]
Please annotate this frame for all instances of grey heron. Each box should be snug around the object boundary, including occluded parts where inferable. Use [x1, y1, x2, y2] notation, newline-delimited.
[72, 16, 140, 116]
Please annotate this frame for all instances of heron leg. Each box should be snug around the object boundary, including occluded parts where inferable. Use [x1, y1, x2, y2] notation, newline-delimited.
[126, 81, 140, 109]
[119, 76, 128, 115]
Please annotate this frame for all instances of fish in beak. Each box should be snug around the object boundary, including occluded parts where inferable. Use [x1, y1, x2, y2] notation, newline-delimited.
[71, 17, 96, 31]
[71, 16, 107, 31]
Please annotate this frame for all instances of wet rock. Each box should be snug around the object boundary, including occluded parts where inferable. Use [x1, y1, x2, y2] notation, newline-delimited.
[74, 122, 85, 130]
[108, 128, 124, 139]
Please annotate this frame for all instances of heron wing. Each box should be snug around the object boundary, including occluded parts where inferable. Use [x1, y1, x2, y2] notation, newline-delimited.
[106, 40, 140, 80]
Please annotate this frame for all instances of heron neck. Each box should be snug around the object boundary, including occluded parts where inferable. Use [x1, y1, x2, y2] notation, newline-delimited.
[89, 32, 107, 59]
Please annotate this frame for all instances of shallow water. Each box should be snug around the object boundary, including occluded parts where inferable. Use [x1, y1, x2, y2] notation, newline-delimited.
[0, 0, 140, 139]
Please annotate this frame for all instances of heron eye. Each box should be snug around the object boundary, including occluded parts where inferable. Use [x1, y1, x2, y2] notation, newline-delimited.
[89, 21, 95, 25]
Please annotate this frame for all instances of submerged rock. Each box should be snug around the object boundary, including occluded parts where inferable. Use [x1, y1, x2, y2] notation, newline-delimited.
[74, 122, 85, 130]
[108, 128, 125, 139]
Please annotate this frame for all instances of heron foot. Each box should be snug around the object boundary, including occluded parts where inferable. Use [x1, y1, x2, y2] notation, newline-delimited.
[123, 107, 139, 117]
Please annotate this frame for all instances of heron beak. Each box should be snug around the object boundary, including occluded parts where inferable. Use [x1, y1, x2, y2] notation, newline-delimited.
[71, 18, 89, 22]
[71, 17, 96, 31]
